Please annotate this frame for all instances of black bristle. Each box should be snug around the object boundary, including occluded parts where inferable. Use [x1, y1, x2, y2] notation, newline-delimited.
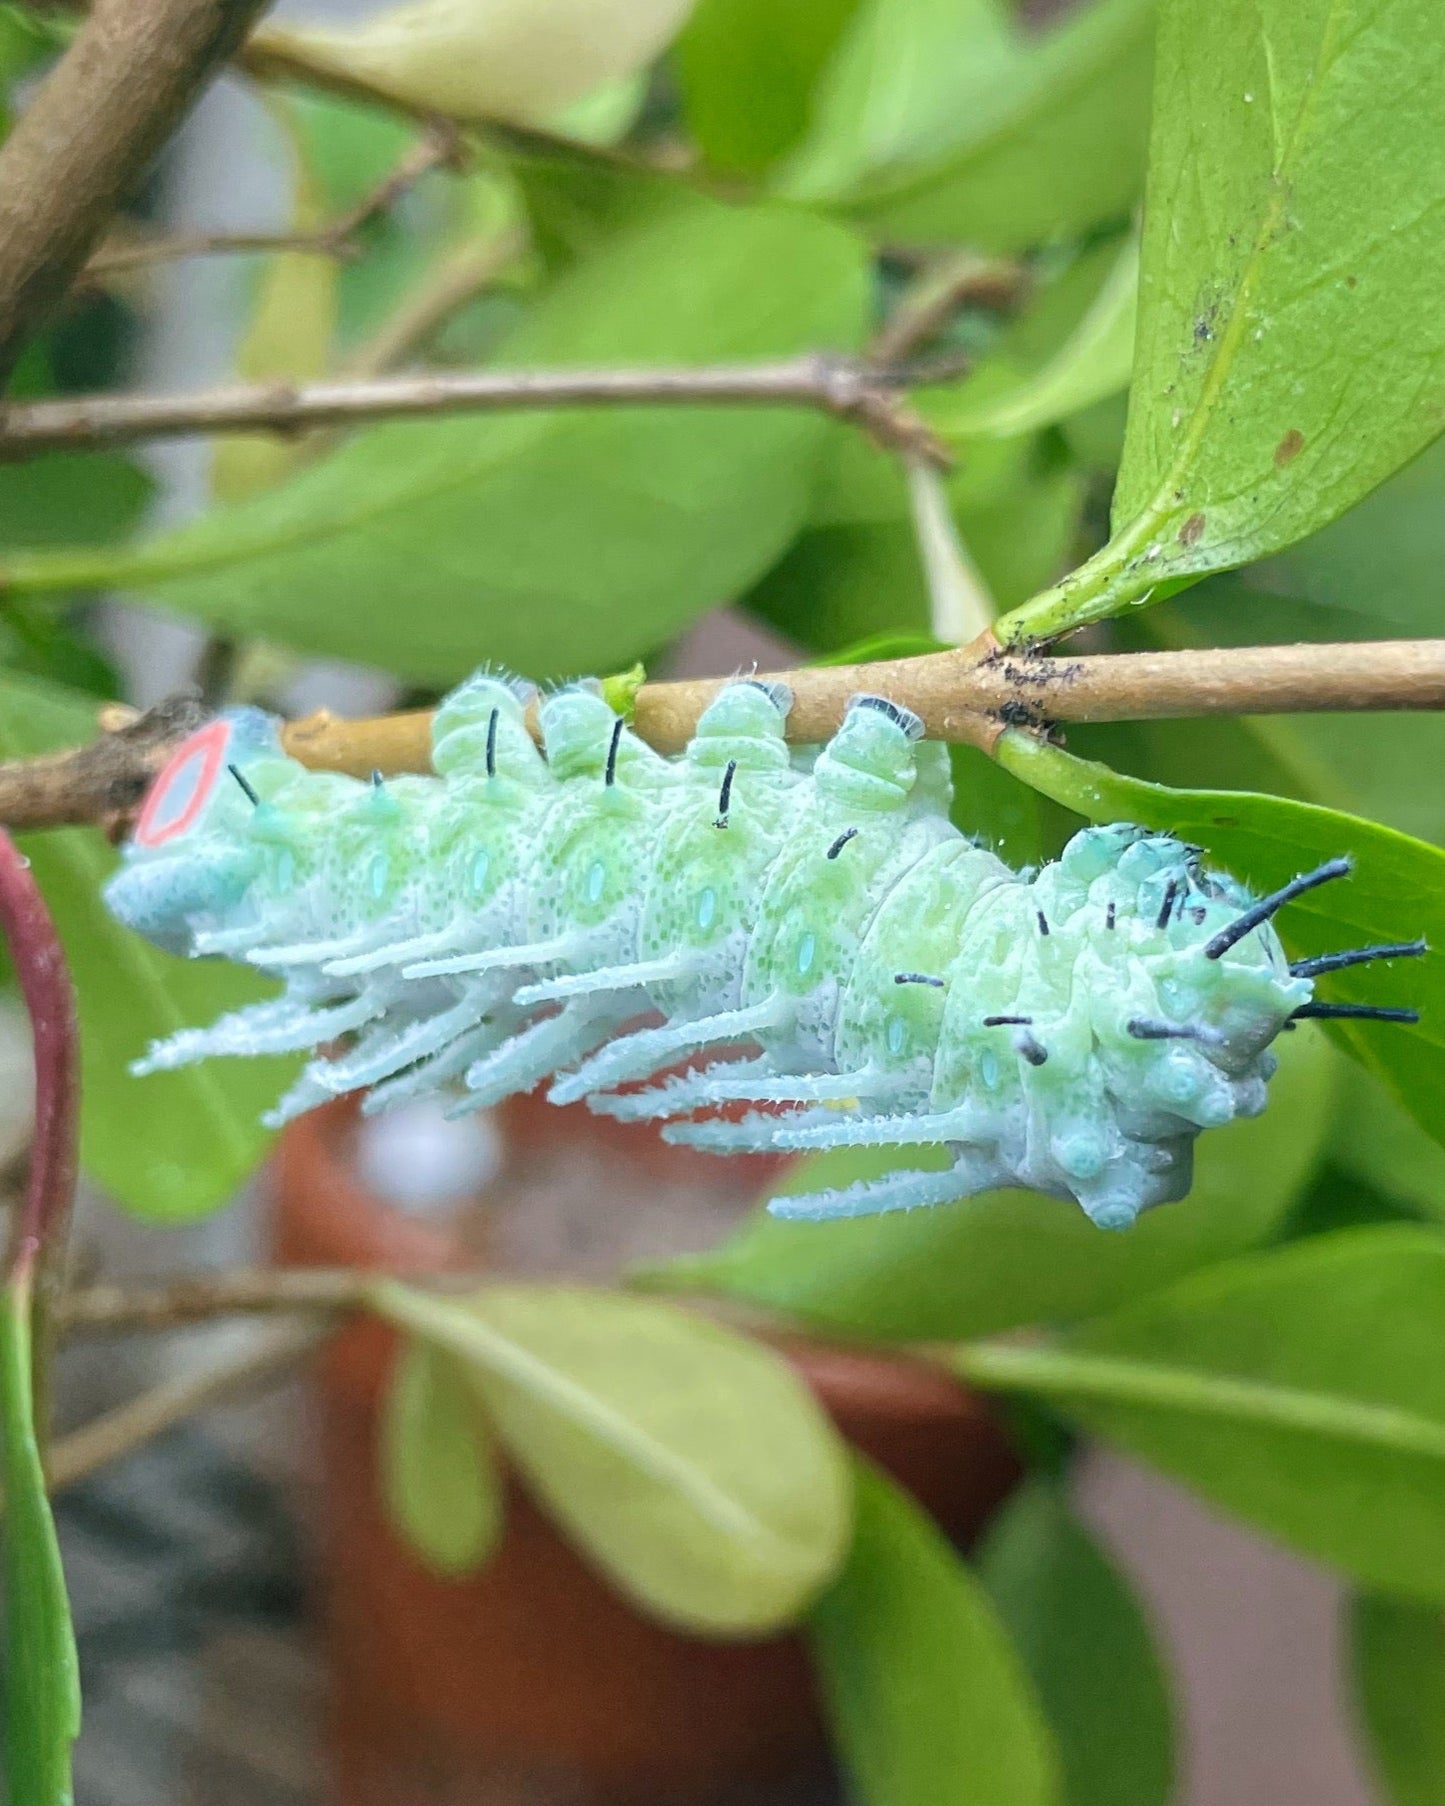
[485, 707, 498, 779]
[1290, 939, 1427, 978]
[983, 1014, 1032, 1027]
[604, 716, 624, 788]
[228, 763, 260, 807]
[1156, 879, 1180, 931]
[714, 758, 737, 829]
[1127, 1017, 1223, 1046]
[895, 972, 945, 988]
[1203, 857, 1353, 959]
[1105, 900, 1116, 931]
[1036, 910, 1050, 937]
[1015, 1031, 1048, 1066]
[826, 827, 859, 861]
[1290, 1001, 1420, 1024]
[370, 768, 385, 790]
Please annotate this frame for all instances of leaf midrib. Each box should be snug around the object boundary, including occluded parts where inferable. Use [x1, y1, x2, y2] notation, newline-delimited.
[377, 1286, 821, 1573]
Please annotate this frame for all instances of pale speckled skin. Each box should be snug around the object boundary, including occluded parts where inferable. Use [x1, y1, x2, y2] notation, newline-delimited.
[105, 672, 1314, 1230]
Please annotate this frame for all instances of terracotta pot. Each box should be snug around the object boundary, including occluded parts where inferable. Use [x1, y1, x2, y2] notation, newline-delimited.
[273, 1095, 1022, 1805]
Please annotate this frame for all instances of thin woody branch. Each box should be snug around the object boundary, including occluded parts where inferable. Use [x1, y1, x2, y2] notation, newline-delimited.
[1, 640, 1443, 833]
[0, 695, 206, 830]
[58, 1265, 420, 1335]
[284, 638, 1445, 770]
[79, 126, 463, 281]
[0, 354, 952, 466]
[0, 0, 272, 383]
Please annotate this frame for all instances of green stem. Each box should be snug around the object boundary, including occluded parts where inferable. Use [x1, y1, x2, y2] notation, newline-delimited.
[992, 507, 1167, 647]
[953, 1339, 1445, 1460]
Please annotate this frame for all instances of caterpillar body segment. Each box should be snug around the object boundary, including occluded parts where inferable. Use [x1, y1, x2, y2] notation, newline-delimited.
[105, 670, 1419, 1231]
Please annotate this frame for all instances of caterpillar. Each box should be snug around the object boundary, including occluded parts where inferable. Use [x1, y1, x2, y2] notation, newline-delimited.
[104, 672, 1421, 1230]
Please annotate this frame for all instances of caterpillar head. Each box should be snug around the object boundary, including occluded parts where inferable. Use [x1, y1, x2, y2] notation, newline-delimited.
[813, 695, 925, 812]
[105, 709, 291, 953]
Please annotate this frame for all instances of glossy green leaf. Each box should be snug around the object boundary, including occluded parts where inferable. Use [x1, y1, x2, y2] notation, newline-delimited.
[815, 0, 1154, 251]
[809, 1458, 1060, 1806]
[0, 450, 151, 550]
[381, 1336, 503, 1577]
[997, 731, 1445, 1149]
[0, 1293, 79, 1806]
[1331, 1066, 1445, 1226]
[12, 196, 866, 685]
[1350, 1591, 1445, 1806]
[0, 671, 291, 1219]
[1249, 436, 1445, 641]
[978, 1482, 1172, 1806]
[650, 1015, 1335, 1341]
[781, 0, 1016, 204]
[746, 433, 1083, 659]
[675, 0, 863, 174]
[956, 1229, 1445, 1601]
[251, 0, 693, 126]
[1002, 0, 1445, 641]
[373, 1282, 852, 1634]
[928, 235, 1137, 444]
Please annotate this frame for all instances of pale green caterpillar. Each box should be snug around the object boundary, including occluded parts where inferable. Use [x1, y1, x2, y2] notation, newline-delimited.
[104, 672, 1421, 1229]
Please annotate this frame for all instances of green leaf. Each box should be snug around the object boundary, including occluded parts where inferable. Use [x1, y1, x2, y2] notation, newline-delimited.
[813, 0, 1154, 251]
[978, 1482, 1173, 1806]
[15, 195, 867, 685]
[1349, 1591, 1445, 1806]
[1244, 429, 1445, 642]
[650, 1015, 1335, 1341]
[381, 1336, 504, 1577]
[996, 731, 1445, 1150]
[1331, 1066, 1445, 1226]
[956, 1229, 1445, 1602]
[746, 433, 1083, 659]
[0, 671, 291, 1219]
[927, 235, 1137, 444]
[1001, 0, 1445, 642]
[0, 1293, 79, 1806]
[0, 450, 152, 550]
[373, 1282, 851, 1634]
[675, 0, 863, 174]
[809, 1458, 1060, 1806]
[781, 0, 1018, 205]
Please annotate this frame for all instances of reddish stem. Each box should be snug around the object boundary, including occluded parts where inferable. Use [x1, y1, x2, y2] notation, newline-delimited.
[0, 835, 78, 1330]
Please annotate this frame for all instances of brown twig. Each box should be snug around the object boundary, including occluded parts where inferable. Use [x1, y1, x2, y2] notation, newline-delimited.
[0, 0, 271, 384]
[0, 694, 205, 830]
[57, 1265, 427, 1336]
[47, 1320, 328, 1491]
[79, 122, 466, 284]
[340, 229, 527, 377]
[81, 227, 361, 280]
[2, 641, 1444, 831]
[284, 638, 1445, 769]
[0, 354, 952, 464]
[871, 248, 1027, 366]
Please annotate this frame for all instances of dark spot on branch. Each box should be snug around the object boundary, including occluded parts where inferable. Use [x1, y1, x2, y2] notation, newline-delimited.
[1178, 511, 1206, 548]
[1274, 428, 1305, 468]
